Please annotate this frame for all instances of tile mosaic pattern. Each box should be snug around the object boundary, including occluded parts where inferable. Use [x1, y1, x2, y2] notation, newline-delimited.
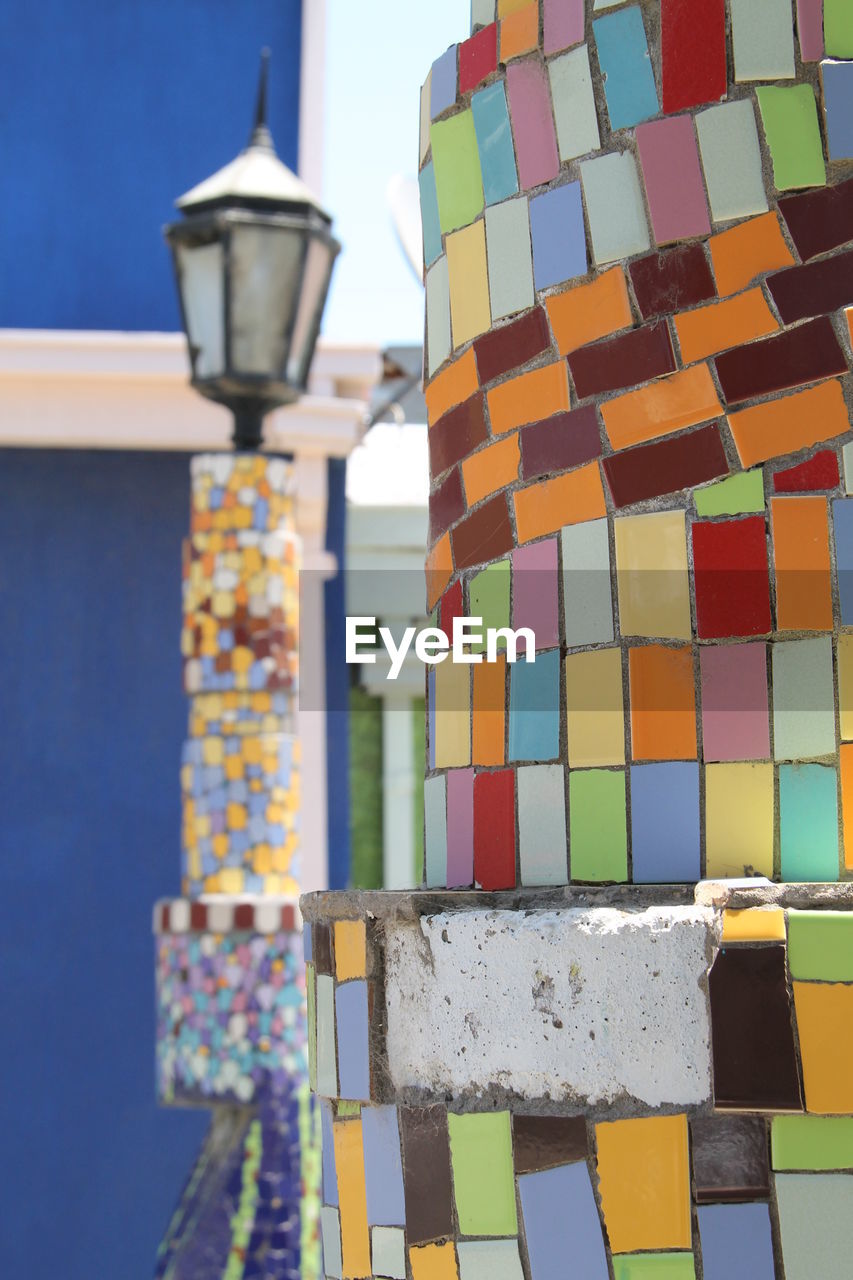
[421, 0, 853, 889]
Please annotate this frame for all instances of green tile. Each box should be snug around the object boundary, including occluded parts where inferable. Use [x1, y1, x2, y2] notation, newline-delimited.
[756, 85, 827, 191]
[468, 560, 510, 653]
[336, 1099, 361, 1117]
[788, 911, 853, 981]
[825, 0, 853, 57]
[772, 1116, 853, 1170]
[431, 110, 484, 234]
[694, 470, 764, 517]
[613, 1255, 696, 1280]
[448, 1111, 518, 1236]
[569, 769, 628, 882]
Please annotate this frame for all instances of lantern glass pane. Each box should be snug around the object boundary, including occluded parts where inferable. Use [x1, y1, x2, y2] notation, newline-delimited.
[229, 224, 304, 376]
[286, 237, 335, 388]
[176, 241, 225, 379]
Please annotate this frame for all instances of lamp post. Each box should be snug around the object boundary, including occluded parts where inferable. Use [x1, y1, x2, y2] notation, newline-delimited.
[164, 50, 340, 449]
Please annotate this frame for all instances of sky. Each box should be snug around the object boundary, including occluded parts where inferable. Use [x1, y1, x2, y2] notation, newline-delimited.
[322, 0, 465, 348]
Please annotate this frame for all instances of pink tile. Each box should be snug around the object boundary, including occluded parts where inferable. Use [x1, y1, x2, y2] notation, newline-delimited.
[544, 0, 584, 54]
[700, 643, 770, 762]
[506, 59, 560, 190]
[513, 540, 559, 650]
[446, 768, 475, 887]
[796, 0, 824, 61]
[636, 116, 711, 245]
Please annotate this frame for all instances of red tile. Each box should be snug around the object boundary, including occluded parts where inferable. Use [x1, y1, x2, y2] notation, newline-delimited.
[190, 902, 208, 931]
[160, 903, 170, 932]
[439, 579, 464, 640]
[234, 903, 254, 929]
[430, 393, 489, 477]
[519, 404, 601, 481]
[280, 904, 297, 931]
[602, 423, 729, 508]
[474, 768, 516, 889]
[692, 517, 772, 639]
[661, 0, 726, 112]
[459, 23, 498, 95]
[778, 177, 853, 262]
[773, 450, 840, 493]
[474, 307, 552, 385]
[767, 249, 853, 325]
[629, 244, 716, 320]
[568, 321, 676, 399]
[714, 316, 848, 405]
[429, 466, 466, 541]
[451, 492, 514, 570]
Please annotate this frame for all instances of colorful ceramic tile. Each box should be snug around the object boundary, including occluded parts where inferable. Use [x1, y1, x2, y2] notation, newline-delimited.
[731, 0, 795, 79]
[434, 656, 471, 768]
[509, 647, 561, 761]
[695, 100, 769, 222]
[695, 471, 764, 517]
[529, 182, 587, 289]
[518, 764, 567, 885]
[690, 1114, 771, 1201]
[463, 436, 520, 505]
[448, 1112, 518, 1236]
[794, 982, 853, 1111]
[452, 492, 514, 569]
[705, 763, 775, 879]
[473, 656, 506, 766]
[569, 769, 629, 882]
[561, 519, 614, 647]
[825, 0, 853, 56]
[474, 767, 516, 888]
[716, 316, 847, 406]
[488, 361, 571, 434]
[629, 645, 697, 761]
[546, 265, 633, 353]
[776, 1174, 853, 1280]
[729, 382, 850, 468]
[580, 152, 650, 265]
[773, 449, 840, 493]
[629, 244, 716, 320]
[569, 321, 676, 401]
[400, 1108, 454, 1246]
[460, 23, 498, 94]
[472, 0, 497, 30]
[513, 1115, 589, 1173]
[548, 45, 601, 162]
[410, 1241, 459, 1280]
[692, 517, 772, 640]
[840, 633, 853, 740]
[500, 4, 539, 60]
[592, 7, 659, 131]
[822, 60, 853, 160]
[317, 973, 338, 1098]
[772, 637, 835, 760]
[602, 365, 723, 451]
[431, 46, 459, 118]
[336, 980, 370, 1101]
[521, 405, 601, 480]
[614, 511, 692, 641]
[322, 1206, 343, 1279]
[636, 117, 711, 244]
[485, 197, 534, 320]
[457, 1240, 525, 1280]
[446, 768, 475, 888]
[779, 763, 839, 881]
[474, 306, 550, 384]
[842, 744, 853, 870]
[420, 73, 432, 163]
[797, 0, 825, 60]
[431, 397, 488, 481]
[426, 257, 451, 377]
[630, 762, 700, 881]
[419, 163, 442, 269]
[710, 212, 795, 297]
[513, 539, 559, 649]
[373, 1226, 407, 1279]
[768, 252, 853, 323]
[514, 464, 607, 542]
[333, 1119, 372, 1277]
[544, 0, 584, 54]
[612, 1258, 695, 1280]
[519, 1162, 609, 1280]
[772, 1115, 853, 1169]
[361, 1106, 405, 1227]
[565, 648, 625, 767]
[835, 498, 853, 624]
[698, 1203, 776, 1280]
[505, 58, 560, 189]
[468, 560, 511, 652]
[699, 643, 770, 762]
[335, 921, 366, 982]
[426, 347, 480, 425]
[675, 288, 779, 363]
[771, 496, 833, 631]
[447, 221, 491, 348]
[605, 427, 727, 508]
[595, 1116, 692, 1253]
[756, 85, 827, 190]
[431, 111, 485, 234]
[661, 0, 726, 112]
[471, 82, 519, 206]
[788, 911, 853, 981]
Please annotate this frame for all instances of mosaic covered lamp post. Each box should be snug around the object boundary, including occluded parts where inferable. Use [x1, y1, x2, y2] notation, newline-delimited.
[153, 54, 339, 1280]
[304, 5, 853, 1280]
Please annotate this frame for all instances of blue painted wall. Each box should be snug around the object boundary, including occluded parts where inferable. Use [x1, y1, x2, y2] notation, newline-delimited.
[0, 0, 302, 331]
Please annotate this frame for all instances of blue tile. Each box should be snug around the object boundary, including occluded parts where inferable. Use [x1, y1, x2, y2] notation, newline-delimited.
[431, 46, 458, 118]
[362, 1106, 406, 1226]
[519, 1163, 609, 1280]
[592, 7, 659, 131]
[303, 922, 313, 964]
[472, 81, 519, 205]
[321, 1100, 338, 1207]
[698, 1203, 776, 1280]
[335, 980, 370, 1101]
[779, 763, 839, 882]
[509, 648, 561, 762]
[833, 498, 853, 623]
[630, 763, 700, 882]
[419, 162, 443, 267]
[530, 181, 587, 289]
[823, 60, 853, 160]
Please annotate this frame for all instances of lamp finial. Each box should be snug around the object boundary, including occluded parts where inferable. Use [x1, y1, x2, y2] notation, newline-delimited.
[249, 48, 274, 151]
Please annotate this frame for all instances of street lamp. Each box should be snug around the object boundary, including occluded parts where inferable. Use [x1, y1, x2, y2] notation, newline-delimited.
[165, 50, 341, 450]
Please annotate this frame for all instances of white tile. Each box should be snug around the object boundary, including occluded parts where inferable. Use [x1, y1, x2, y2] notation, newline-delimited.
[696, 99, 770, 222]
[580, 152, 650, 265]
[485, 197, 535, 320]
[731, 0, 796, 80]
[426, 256, 451, 376]
[549, 45, 601, 162]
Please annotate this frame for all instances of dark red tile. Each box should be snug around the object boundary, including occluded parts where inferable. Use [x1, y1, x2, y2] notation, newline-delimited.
[692, 517, 772, 639]
[459, 23, 498, 95]
[430, 393, 489, 478]
[451, 493, 514, 570]
[568, 321, 676, 399]
[280, 904, 297, 931]
[629, 244, 716, 320]
[160, 903, 170, 932]
[714, 316, 848, 405]
[520, 405, 601, 481]
[474, 307, 552, 385]
[429, 466, 465, 542]
[400, 1107, 454, 1244]
[190, 902, 208, 931]
[439, 579, 464, 639]
[767, 248, 853, 325]
[603, 423, 729, 507]
[474, 768, 516, 889]
[690, 1115, 771, 1203]
[709, 945, 803, 1112]
[778, 177, 853, 261]
[513, 1116, 588, 1173]
[312, 922, 333, 976]
[234, 903, 254, 930]
[773, 449, 840, 493]
[661, 0, 726, 113]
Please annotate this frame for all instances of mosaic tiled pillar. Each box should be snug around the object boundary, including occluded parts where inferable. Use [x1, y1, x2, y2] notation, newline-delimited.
[304, 3, 853, 1279]
[154, 455, 318, 1280]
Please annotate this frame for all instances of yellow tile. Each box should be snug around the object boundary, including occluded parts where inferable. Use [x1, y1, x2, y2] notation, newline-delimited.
[447, 221, 491, 349]
[435, 659, 471, 767]
[793, 982, 853, 1114]
[332, 1119, 371, 1278]
[705, 763, 774, 880]
[840, 634, 853, 741]
[410, 1243, 459, 1280]
[335, 921, 367, 981]
[565, 649, 625, 767]
[721, 907, 786, 942]
[595, 1115, 692, 1253]
[614, 511, 691, 640]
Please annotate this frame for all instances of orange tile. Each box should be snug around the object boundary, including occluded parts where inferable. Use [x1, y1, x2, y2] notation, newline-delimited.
[674, 288, 779, 364]
[842, 744, 853, 870]
[595, 1115, 692, 1253]
[771, 495, 833, 631]
[410, 1243, 459, 1280]
[709, 212, 796, 297]
[601, 364, 722, 451]
[334, 920, 366, 981]
[487, 360, 570, 434]
[793, 981, 853, 1113]
[545, 266, 634, 356]
[514, 463, 606, 542]
[332, 1119, 371, 1278]
[473, 655, 506, 766]
[629, 645, 697, 761]
[499, 0, 530, 13]
[462, 434, 521, 506]
[728, 380, 850, 468]
[847, 307, 853, 345]
[426, 532, 454, 611]
[500, 2, 539, 60]
[426, 348, 480, 426]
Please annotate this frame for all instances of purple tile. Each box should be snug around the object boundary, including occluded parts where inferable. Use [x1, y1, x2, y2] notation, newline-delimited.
[636, 116, 711, 244]
[520, 404, 602, 481]
[700, 643, 770, 762]
[715, 315, 848, 406]
[513, 540, 559, 649]
[506, 59, 561, 190]
[544, 0, 584, 54]
[335, 980, 370, 1101]
[603, 423, 729, 508]
[767, 248, 853, 324]
[629, 243, 716, 319]
[446, 768, 475, 888]
[796, 0, 824, 60]
[361, 1106, 405, 1227]
[568, 321, 676, 399]
[431, 46, 458, 118]
[321, 1100, 338, 1206]
[778, 176, 853, 260]
[530, 181, 587, 289]
[474, 307, 551, 385]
